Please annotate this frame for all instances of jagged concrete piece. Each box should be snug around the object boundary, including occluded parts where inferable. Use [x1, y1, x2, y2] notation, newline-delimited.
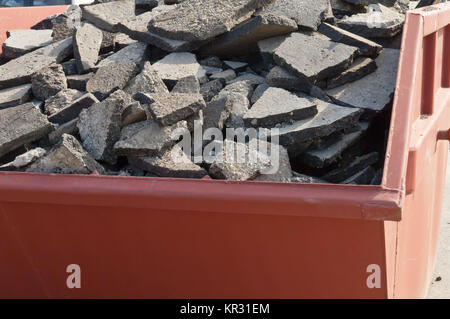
[51, 5, 82, 41]
[244, 87, 318, 128]
[2, 29, 53, 60]
[48, 93, 99, 124]
[200, 14, 297, 57]
[81, 0, 135, 32]
[152, 52, 207, 85]
[12, 147, 47, 168]
[44, 89, 84, 115]
[125, 62, 169, 96]
[0, 84, 32, 110]
[172, 76, 200, 94]
[31, 64, 67, 101]
[326, 48, 400, 113]
[27, 134, 106, 175]
[128, 145, 207, 178]
[96, 42, 147, 68]
[0, 102, 53, 158]
[273, 32, 359, 84]
[265, 66, 309, 91]
[148, 0, 275, 42]
[323, 151, 379, 183]
[326, 57, 377, 89]
[256, 0, 330, 30]
[0, 38, 73, 90]
[253, 141, 293, 182]
[74, 23, 103, 74]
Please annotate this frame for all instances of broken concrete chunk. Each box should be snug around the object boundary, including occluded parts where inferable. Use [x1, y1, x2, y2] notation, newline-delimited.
[326, 48, 399, 113]
[125, 62, 169, 96]
[265, 66, 309, 91]
[327, 57, 377, 89]
[322, 151, 379, 183]
[250, 82, 269, 104]
[301, 123, 369, 169]
[330, 0, 366, 18]
[200, 79, 226, 103]
[203, 66, 223, 76]
[27, 134, 106, 175]
[203, 94, 234, 131]
[256, 0, 330, 30]
[2, 29, 53, 60]
[200, 56, 223, 68]
[318, 23, 383, 57]
[148, 0, 275, 42]
[96, 42, 147, 68]
[128, 145, 207, 178]
[228, 73, 265, 86]
[12, 147, 47, 168]
[114, 120, 188, 157]
[148, 93, 206, 126]
[171, 76, 200, 94]
[61, 60, 78, 76]
[270, 99, 363, 148]
[0, 38, 73, 90]
[342, 165, 375, 184]
[224, 61, 249, 72]
[337, 4, 405, 39]
[48, 118, 79, 144]
[48, 93, 99, 125]
[290, 172, 327, 183]
[51, 5, 82, 41]
[200, 14, 297, 57]
[81, 0, 135, 32]
[253, 141, 293, 182]
[210, 69, 237, 82]
[152, 52, 207, 86]
[86, 62, 138, 100]
[0, 102, 53, 158]
[273, 32, 359, 85]
[77, 96, 125, 164]
[67, 73, 93, 91]
[209, 140, 271, 181]
[244, 87, 318, 128]
[74, 23, 103, 74]
[220, 80, 255, 100]
[44, 89, 84, 115]
[122, 102, 147, 127]
[31, 64, 67, 101]
[257, 34, 288, 64]
[0, 84, 32, 110]
[224, 93, 251, 129]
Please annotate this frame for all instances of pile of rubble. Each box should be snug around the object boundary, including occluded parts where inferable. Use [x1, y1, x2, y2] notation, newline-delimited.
[0, 0, 420, 184]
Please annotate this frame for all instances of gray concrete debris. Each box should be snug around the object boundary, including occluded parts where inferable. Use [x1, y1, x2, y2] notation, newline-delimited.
[257, 34, 288, 64]
[301, 122, 369, 169]
[152, 52, 207, 86]
[224, 93, 251, 129]
[290, 172, 327, 183]
[228, 73, 266, 86]
[326, 48, 399, 113]
[270, 99, 363, 148]
[251, 82, 270, 104]
[203, 66, 223, 76]
[12, 147, 47, 168]
[148, 0, 275, 42]
[172, 76, 200, 94]
[200, 14, 297, 57]
[202, 80, 229, 97]
[96, 42, 147, 68]
[74, 23, 103, 74]
[31, 64, 67, 101]
[0, 38, 73, 90]
[125, 62, 169, 96]
[44, 89, 84, 115]
[86, 62, 138, 100]
[77, 95, 125, 164]
[330, 0, 366, 18]
[337, 4, 405, 39]
[253, 141, 293, 182]
[322, 151, 379, 183]
[67, 73, 93, 91]
[0, 102, 53, 158]
[51, 5, 82, 41]
[27, 134, 106, 175]
[342, 165, 375, 184]
[81, 0, 135, 32]
[128, 145, 207, 178]
[209, 140, 271, 181]
[0, 84, 32, 110]
[203, 94, 234, 131]
[48, 118, 79, 144]
[61, 60, 79, 76]
[265, 66, 310, 91]
[200, 56, 223, 68]
[147, 93, 206, 126]
[122, 102, 147, 127]
[210, 69, 237, 82]
[114, 120, 188, 157]
[327, 57, 377, 89]
[220, 80, 255, 100]
[273, 32, 359, 85]
[244, 87, 318, 128]
[256, 0, 330, 30]
[48, 93, 99, 125]
[318, 23, 383, 58]
[2, 29, 53, 60]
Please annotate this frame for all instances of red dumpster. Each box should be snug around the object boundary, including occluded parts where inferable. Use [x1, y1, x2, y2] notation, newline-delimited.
[0, 3, 450, 299]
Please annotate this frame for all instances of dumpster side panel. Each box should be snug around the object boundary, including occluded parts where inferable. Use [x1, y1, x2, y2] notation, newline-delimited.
[0, 202, 388, 299]
[0, 6, 69, 55]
